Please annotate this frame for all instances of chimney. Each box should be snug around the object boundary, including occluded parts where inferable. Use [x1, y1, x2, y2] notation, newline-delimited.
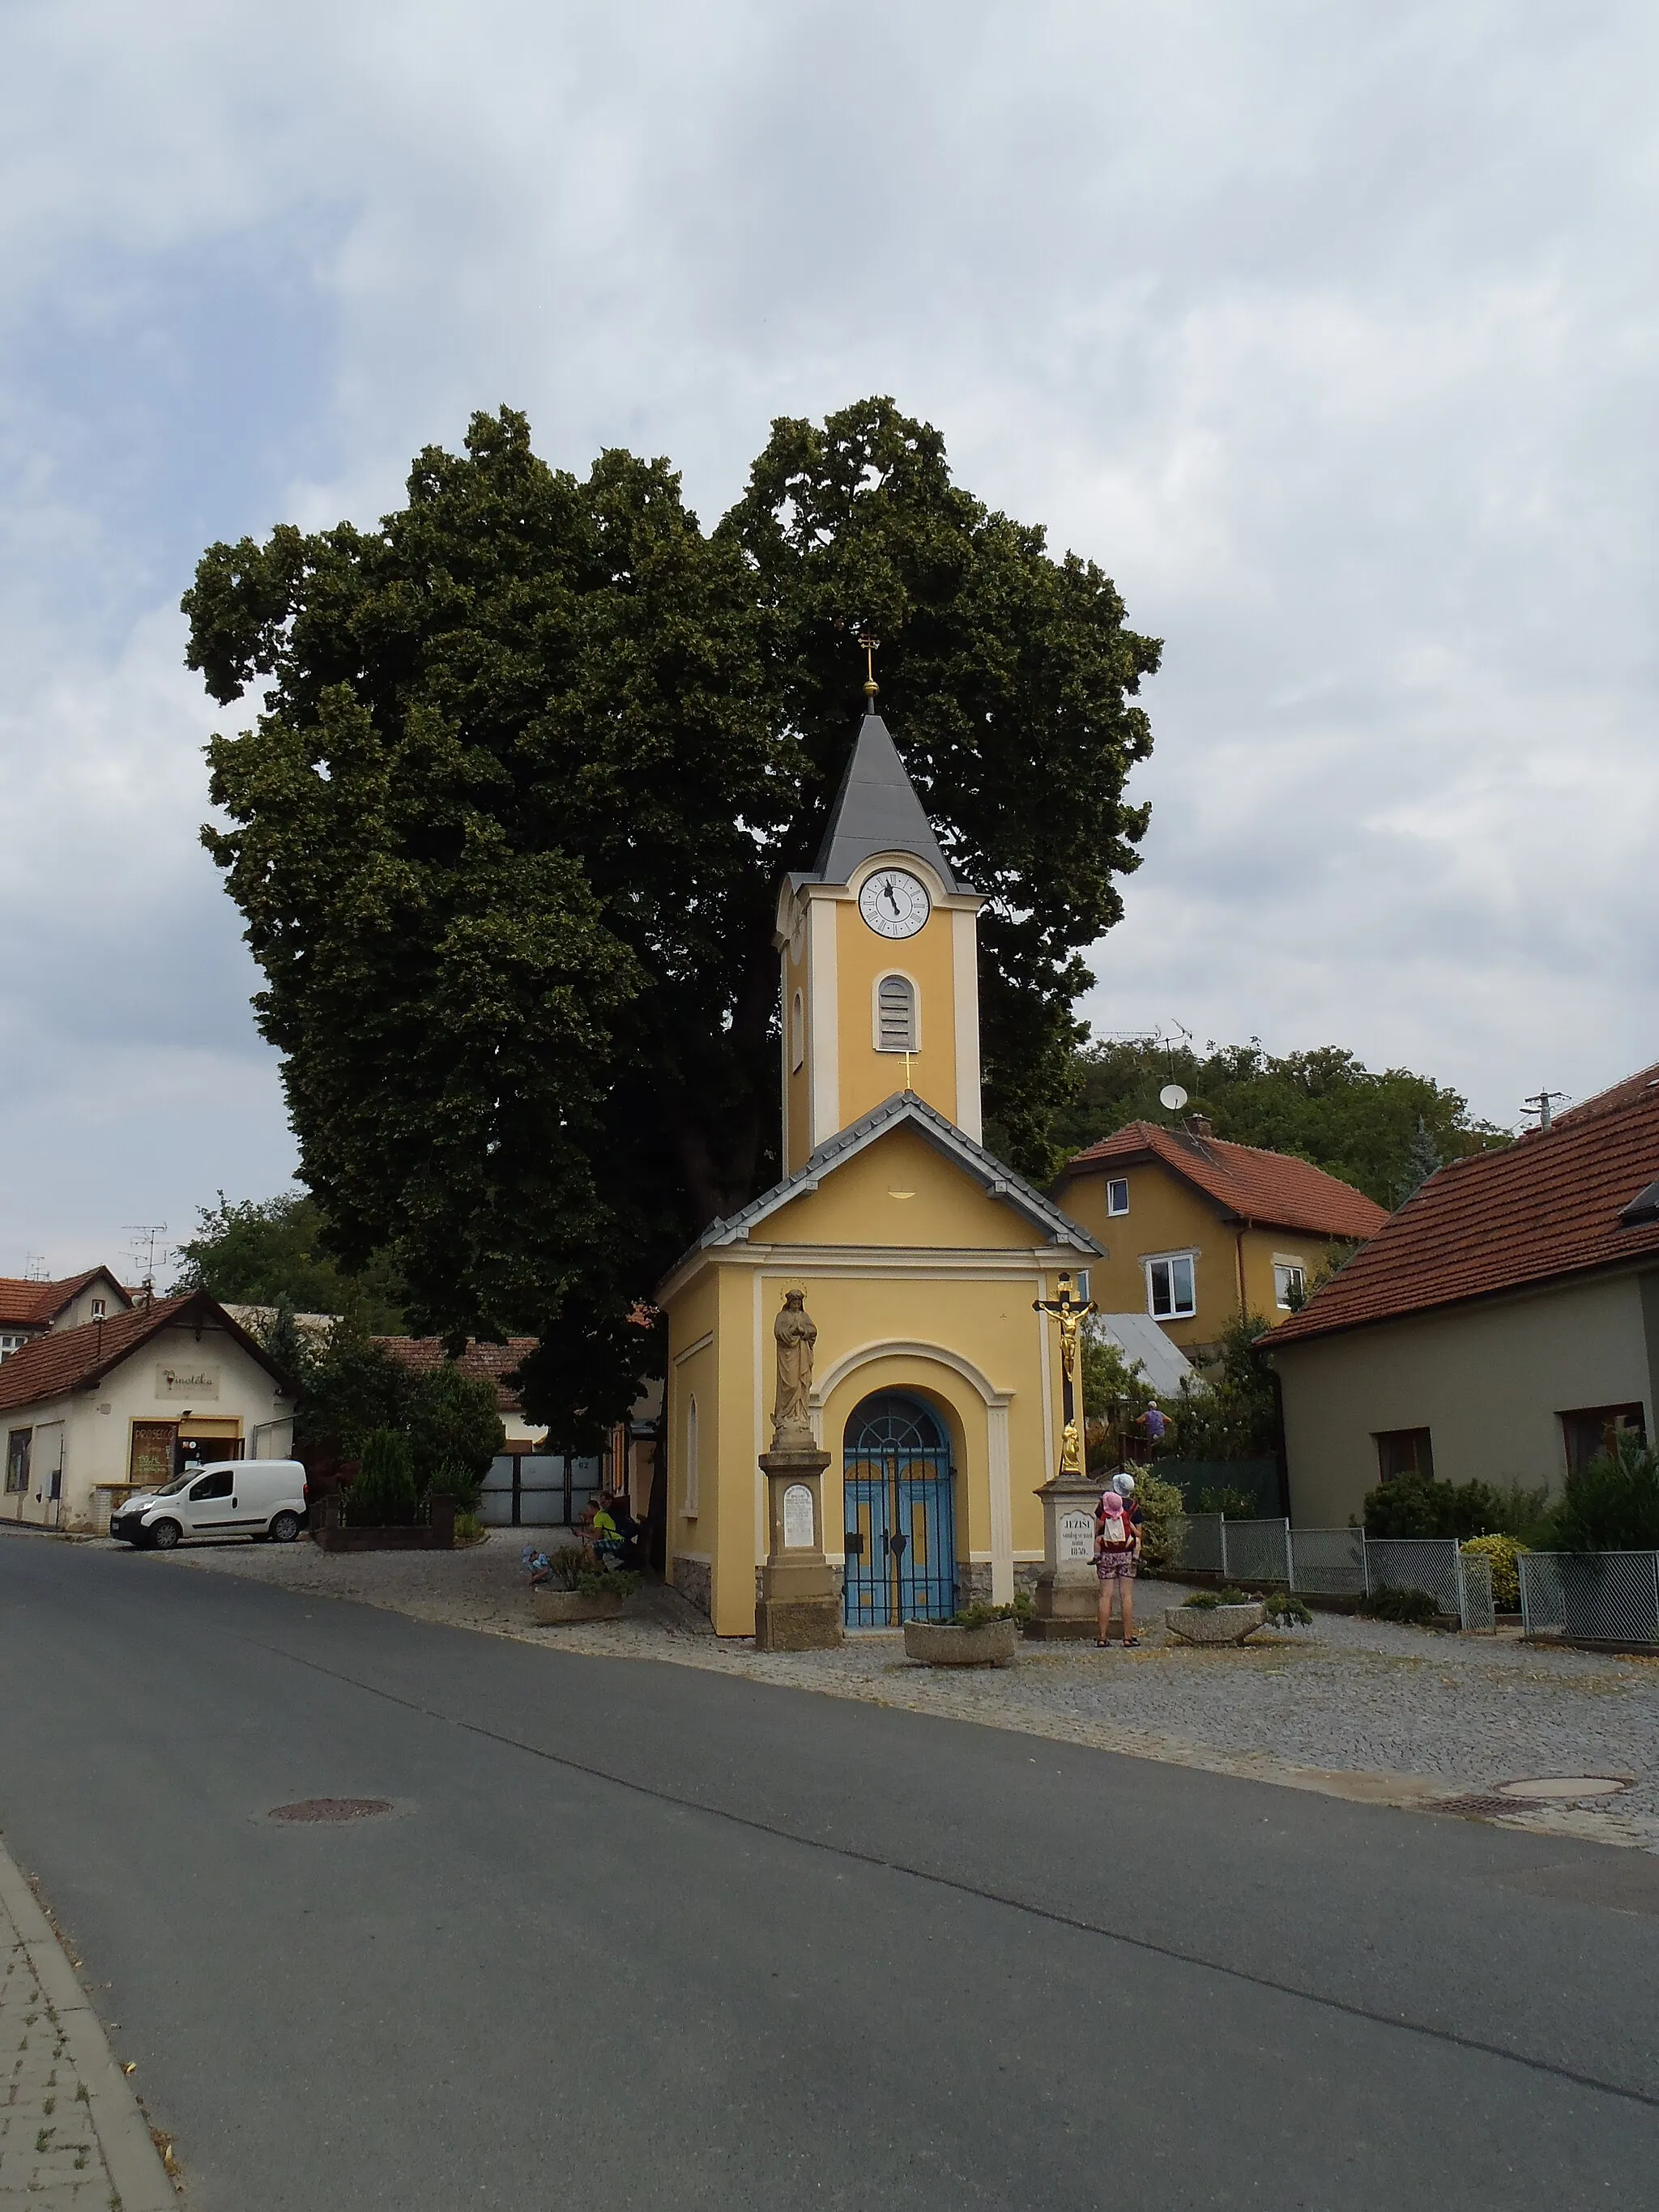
[1188, 1114, 1215, 1140]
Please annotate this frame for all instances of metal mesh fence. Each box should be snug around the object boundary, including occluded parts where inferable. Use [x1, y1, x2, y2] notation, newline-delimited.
[1289, 1527, 1366, 1596]
[1174, 1514, 1225, 1575]
[1221, 1518, 1291, 1584]
[1458, 1551, 1495, 1634]
[1519, 1552, 1659, 1646]
[1365, 1536, 1463, 1617]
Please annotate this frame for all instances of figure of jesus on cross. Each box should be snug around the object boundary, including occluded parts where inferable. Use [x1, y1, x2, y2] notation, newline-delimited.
[1034, 1271, 1097, 1477]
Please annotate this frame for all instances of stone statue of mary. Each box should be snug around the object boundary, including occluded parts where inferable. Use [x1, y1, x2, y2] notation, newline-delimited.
[771, 1289, 817, 1452]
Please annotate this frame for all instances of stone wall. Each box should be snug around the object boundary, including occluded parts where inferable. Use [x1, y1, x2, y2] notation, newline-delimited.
[671, 1555, 711, 1619]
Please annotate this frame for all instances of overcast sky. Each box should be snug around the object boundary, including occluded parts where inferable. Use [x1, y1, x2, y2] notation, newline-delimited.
[2, 0, 1654, 1278]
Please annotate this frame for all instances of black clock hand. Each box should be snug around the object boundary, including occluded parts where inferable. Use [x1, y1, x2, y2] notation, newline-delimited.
[884, 880, 900, 914]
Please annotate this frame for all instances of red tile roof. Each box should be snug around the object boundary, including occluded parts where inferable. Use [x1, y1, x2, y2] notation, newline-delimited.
[0, 1293, 295, 1413]
[0, 1268, 132, 1332]
[1269, 1062, 1659, 1348]
[374, 1337, 538, 1415]
[1058, 1122, 1389, 1242]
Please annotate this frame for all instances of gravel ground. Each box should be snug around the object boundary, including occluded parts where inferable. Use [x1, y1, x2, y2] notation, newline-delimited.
[138, 1530, 1659, 1850]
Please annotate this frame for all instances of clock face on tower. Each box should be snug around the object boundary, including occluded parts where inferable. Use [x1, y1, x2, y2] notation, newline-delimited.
[858, 868, 931, 940]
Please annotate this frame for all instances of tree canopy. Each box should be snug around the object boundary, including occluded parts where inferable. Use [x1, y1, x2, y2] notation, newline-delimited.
[172, 1191, 406, 1331]
[186, 399, 1159, 1444]
[1049, 1038, 1508, 1208]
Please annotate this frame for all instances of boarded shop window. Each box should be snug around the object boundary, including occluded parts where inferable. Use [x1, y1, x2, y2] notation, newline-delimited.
[1559, 1404, 1647, 1478]
[4, 1429, 29, 1494]
[1375, 1427, 1435, 1483]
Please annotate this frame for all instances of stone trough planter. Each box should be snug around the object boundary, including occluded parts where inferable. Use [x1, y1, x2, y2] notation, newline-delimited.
[1165, 1600, 1265, 1647]
[532, 1587, 628, 1626]
[902, 1617, 1017, 1668]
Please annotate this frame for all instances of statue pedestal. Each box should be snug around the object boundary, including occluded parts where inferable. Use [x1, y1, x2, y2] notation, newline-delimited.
[1026, 1472, 1102, 1642]
[754, 1447, 842, 1651]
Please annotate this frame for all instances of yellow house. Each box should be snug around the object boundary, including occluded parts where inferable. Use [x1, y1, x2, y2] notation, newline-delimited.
[659, 705, 1101, 1636]
[1053, 1122, 1388, 1359]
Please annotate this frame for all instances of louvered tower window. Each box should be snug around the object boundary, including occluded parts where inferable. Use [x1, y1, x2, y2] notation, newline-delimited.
[876, 974, 917, 1052]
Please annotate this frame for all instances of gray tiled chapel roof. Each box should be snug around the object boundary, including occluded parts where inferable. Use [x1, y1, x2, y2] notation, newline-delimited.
[805, 712, 966, 892]
[676, 1092, 1101, 1268]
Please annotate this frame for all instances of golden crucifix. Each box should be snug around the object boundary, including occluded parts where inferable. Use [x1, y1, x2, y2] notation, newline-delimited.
[1034, 1270, 1097, 1475]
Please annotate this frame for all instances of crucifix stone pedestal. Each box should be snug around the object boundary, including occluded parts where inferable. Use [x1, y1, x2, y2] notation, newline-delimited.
[1026, 1471, 1104, 1640]
[754, 1447, 842, 1650]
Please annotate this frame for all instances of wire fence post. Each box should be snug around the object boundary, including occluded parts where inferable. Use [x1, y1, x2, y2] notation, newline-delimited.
[1219, 1514, 1228, 1580]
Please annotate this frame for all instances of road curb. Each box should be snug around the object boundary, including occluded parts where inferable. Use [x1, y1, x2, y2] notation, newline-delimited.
[0, 1836, 178, 2210]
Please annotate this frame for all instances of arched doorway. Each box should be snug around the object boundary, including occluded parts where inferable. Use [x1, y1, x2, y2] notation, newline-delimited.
[842, 1392, 957, 1626]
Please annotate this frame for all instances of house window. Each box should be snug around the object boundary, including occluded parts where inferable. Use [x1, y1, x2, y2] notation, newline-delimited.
[790, 991, 804, 1073]
[1375, 1428, 1435, 1483]
[1273, 1262, 1306, 1311]
[683, 1395, 699, 1519]
[5, 1429, 30, 1494]
[91, 1298, 106, 1319]
[1072, 1270, 1090, 1304]
[1559, 1404, 1646, 1478]
[1145, 1254, 1196, 1319]
[0, 1334, 25, 1364]
[875, 974, 918, 1054]
[1106, 1178, 1129, 1217]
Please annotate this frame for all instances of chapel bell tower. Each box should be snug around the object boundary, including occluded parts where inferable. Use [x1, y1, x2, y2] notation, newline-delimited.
[775, 669, 986, 1173]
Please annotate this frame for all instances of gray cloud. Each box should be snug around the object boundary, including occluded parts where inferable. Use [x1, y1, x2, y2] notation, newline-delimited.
[1, 0, 1654, 1266]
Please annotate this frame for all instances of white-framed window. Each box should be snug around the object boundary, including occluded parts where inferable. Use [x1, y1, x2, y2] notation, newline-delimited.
[91, 1298, 106, 1319]
[5, 1428, 30, 1494]
[1145, 1253, 1197, 1320]
[0, 1334, 25, 1364]
[790, 991, 804, 1072]
[874, 972, 919, 1053]
[1106, 1178, 1129, 1217]
[1273, 1261, 1306, 1311]
[683, 1395, 699, 1519]
[1071, 1269, 1091, 1303]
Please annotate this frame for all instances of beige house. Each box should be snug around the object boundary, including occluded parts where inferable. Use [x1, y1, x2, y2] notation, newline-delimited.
[0, 1268, 133, 1364]
[1, 1291, 297, 1532]
[1270, 1065, 1659, 1525]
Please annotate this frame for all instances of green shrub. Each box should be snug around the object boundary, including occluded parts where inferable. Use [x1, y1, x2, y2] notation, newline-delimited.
[1363, 1471, 1548, 1543]
[406, 1364, 505, 1502]
[347, 1429, 419, 1524]
[1180, 1587, 1254, 1611]
[1460, 1532, 1528, 1609]
[1125, 1466, 1186, 1575]
[454, 1511, 485, 1545]
[426, 1453, 484, 1515]
[949, 1594, 1034, 1628]
[1263, 1590, 1313, 1628]
[1550, 1431, 1659, 1551]
[1358, 1583, 1439, 1626]
[1194, 1485, 1257, 1519]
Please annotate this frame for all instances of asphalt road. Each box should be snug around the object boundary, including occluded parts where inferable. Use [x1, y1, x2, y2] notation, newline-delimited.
[2, 1535, 1657, 2211]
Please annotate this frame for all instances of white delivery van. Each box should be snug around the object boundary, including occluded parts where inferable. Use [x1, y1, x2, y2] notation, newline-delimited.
[110, 1460, 309, 1550]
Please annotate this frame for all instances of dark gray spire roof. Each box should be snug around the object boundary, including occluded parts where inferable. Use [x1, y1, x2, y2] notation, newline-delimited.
[809, 712, 959, 891]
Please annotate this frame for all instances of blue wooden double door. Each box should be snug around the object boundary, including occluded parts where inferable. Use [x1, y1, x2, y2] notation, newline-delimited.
[842, 1394, 958, 1626]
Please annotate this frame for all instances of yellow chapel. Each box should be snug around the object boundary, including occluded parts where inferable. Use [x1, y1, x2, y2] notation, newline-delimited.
[659, 698, 1102, 1636]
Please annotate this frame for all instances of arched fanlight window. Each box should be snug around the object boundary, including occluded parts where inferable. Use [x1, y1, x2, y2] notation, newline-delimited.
[876, 973, 918, 1053]
[684, 1396, 699, 1517]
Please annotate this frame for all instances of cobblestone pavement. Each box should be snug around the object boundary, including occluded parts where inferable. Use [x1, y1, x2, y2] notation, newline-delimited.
[146, 1531, 1659, 1851]
[0, 1841, 176, 2210]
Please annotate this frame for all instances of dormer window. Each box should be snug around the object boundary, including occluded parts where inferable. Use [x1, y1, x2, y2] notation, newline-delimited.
[91, 1298, 106, 1319]
[876, 974, 918, 1053]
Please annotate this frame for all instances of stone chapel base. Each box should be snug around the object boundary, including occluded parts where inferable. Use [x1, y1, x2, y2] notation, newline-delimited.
[755, 1593, 844, 1651]
[753, 1447, 843, 1651]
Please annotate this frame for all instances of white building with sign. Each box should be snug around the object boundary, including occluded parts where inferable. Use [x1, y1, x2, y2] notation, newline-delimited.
[0, 1290, 297, 1532]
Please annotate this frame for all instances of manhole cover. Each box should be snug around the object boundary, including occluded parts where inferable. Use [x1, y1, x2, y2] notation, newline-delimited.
[1493, 1776, 1629, 1801]
[267, 1797, 394, 1824]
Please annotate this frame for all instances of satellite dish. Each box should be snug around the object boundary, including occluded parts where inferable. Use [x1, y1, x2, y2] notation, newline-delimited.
[1159, 1084, 1188, 1112]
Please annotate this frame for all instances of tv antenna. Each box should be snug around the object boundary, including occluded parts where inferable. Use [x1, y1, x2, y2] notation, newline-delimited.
[122, 1224, 169, 1298]
[1520, 1090, 1568, 1133]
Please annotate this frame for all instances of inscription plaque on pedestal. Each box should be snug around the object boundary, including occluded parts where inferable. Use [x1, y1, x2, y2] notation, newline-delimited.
[1059, 1507, 1095, 1563]
[782, 1482, 816, 1549]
